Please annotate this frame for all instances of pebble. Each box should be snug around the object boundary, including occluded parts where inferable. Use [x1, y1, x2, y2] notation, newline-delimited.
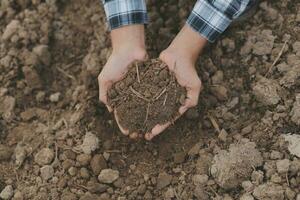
[81, 132, 99, 154]
[68, 167, 77, 176]
[80, 167, 90, 179]
[76, 154, 91, 166]
[98, 169, 119, 184]
[212, 70, 224, 85]
[270, 150, 283, 160]
[276, 159, 290, 173]
[156, 172, 172, 189]
[173, 152, 186, 164]
[49, 92, 61, 102]
[218, 129, 228, 142]
[241, 125, 252, 135]
[13, 190, 23, 200]
[2, 20, 20, 40]
[240, 194, 254, 200]
[193, 174, 209, 185]
[211, 85, 228, 101]
[34, 148, 54, 166]
[90, 154, 107, 175]
[87, 181, 108, 193]
[0, 145, 13, 161]
[40, 165, 54, 180]
[0, 185, 14, 200]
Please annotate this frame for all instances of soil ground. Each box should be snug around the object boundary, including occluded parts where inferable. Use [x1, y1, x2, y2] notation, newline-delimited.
[0, 0, 300, 200]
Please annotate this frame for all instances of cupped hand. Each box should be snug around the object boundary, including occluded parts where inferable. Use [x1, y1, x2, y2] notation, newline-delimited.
[144, 49, 202, 141]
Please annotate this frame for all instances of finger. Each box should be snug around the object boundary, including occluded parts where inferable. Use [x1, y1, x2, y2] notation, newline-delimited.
[98, 76, 109, 104]
[106, 105, 113, 113]
[145, 122, 171, 141]
[129, 132, 138, 139]
[114, 110, 129, 136]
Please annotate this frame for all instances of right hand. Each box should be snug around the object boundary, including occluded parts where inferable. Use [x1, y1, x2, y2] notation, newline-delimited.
[98, 25, 147, 137]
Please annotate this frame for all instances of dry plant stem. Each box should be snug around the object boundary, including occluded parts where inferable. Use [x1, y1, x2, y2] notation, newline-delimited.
[135, 63, 140, 83]
[208, 114, 221, 134]
[154, 88, 167, 100]
[129, 86, 150, 102]
[266, 40, 288, 76]
[163, 93, 168, 106]
[144, 103, 151, 124]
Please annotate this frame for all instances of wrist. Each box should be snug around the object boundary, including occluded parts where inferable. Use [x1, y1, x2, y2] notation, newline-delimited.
[168, 24, 207, 64]
[111, 25, 146, 59]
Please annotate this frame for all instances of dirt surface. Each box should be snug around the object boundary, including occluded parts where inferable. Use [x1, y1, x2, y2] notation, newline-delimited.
[108, 59, 186, 134]
[0, 0, 300, 200]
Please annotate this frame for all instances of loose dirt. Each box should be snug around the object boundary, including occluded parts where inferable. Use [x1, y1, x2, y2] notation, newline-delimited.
[108, 59, 186, 134]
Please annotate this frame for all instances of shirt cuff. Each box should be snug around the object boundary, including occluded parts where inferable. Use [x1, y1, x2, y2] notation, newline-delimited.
[186, 0, 232, 43]
[102, 0, 148, 30]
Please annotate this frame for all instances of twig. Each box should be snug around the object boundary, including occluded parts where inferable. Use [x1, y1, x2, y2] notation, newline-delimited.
[265, 40, 288, 77]
[135, 63, 141, 83]
[286, 173, 290, 186]
[208, 114, 221, 134]
[129, 86, 150, 102]
[154, 88, 167, 100]
[56, 66, 76, 81]
[144, 103, 151, 124]
[163, 93, 168, 106]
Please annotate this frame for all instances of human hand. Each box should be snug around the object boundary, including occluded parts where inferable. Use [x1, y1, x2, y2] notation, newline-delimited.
[98, 25, 147, 137]
[144, 25, 206, 140]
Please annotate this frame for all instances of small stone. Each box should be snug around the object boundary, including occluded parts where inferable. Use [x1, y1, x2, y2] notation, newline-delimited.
[2, 20, 20, 41]
[49, 92, 61, 102]
[33, 45, 51, 66]
[283, 134, 300, 157]
[98, 169, 119, 184]
[241, 125, 252, 135]
[0, 185, 14, 200]
[276, 159, 290, 173]
[157, 172, 172, 189]
[285, 188, 296, 200]
[218, 129, 228, 142]
[253, 77, 281, 106]
[253, 183, 284, 200]
[80, 168, 90, 179]
[34, 148, 54, 166]
[13, 191, 23, 200]
[173, 152, 186, 164]
[240, 194, 254, 200]
[68, 167, 77, 176]
[270, 150, 283, 160]
[40, 165, 54, 180]
[81, 132, 99, 154]
[0, 145, 13, 161]
[87, 181, 108, 193]
[164, 188, 175, 199]
[76, 154, 91, 166]
[22, 66, 42, 89]
[212, 70, 224, 85]
[211, 85, 228, 101]
[241, 181, 253, 192]
[192, 174, 209, 185]
[90, 154, 107, 175]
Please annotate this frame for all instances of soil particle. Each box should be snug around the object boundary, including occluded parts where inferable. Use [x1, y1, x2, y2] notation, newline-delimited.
[173, 152, 186, 164]
[90, 154, 107, 175]
[252, 29, 276, 56]
[40, 165, 54, 180]
[0, 95, 15, 121]
[81, 132, 99, 154]
[22, 66, 42, 89]
[194, 186, 209, 200]
[32, 45, 51, 66]
[253, 183, 284, 200]
[282, 134, 300, 157]
[240, 194, 254, 200]
[211, 70, 224, 85]
[87, 181, 108, 194]
[34, 147, 54, 166]
[76, 154, 91, 166]
[0, 144, 13, 161]
[0, 185, 13, 200]
[253, 76, 281, 106]
[192, 174, 209, 185]
[2, 20, 20, 41]
[156, 172, 172, 190]
[241, 180, 254, 192]
[290, 94, 300, 125]
[276, 159, 290, 173]
[49, 92, 61, 103]
[210, 140, 263, 189]
[280, 65, 300, 88]
[15, 142, 29, 167]
[108, 59, 186, 134]
[98, 169, 119, 184]
[210, 85, 228, 101]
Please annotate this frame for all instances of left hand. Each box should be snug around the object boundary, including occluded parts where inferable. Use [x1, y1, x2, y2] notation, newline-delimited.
[144, 49, 202, 140]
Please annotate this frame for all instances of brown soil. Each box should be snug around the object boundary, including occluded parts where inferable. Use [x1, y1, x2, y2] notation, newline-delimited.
[108, 59, 186, 134]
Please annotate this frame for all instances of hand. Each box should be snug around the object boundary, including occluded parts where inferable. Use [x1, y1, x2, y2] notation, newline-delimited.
[144, 24, 207, 140]
[98, 25, 147, 137]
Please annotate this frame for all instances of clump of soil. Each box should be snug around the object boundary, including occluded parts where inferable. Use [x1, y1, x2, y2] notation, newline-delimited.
[108, 59, 186, 134]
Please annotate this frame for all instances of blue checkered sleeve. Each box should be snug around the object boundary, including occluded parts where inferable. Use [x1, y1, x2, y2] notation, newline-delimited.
[187, 0, 251, 42]
[101, 0, 148, 30]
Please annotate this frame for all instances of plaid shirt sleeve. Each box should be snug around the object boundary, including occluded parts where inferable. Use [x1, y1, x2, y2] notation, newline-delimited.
[187, 0, 251, 42]
[101, 0, 148, 30]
